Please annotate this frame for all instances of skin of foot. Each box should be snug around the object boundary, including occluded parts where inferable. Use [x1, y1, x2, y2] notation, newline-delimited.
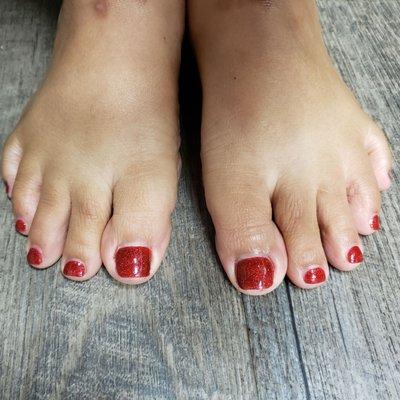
[1, 0, 184, 283]
[188, 0, 393, 294]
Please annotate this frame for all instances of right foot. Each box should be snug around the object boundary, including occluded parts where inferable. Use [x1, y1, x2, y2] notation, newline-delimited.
[189, 0, 393, 295]
[2, 0, 183, 283]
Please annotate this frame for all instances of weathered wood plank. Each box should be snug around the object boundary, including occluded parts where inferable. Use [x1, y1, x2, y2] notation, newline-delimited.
[0, 1, 399, 399]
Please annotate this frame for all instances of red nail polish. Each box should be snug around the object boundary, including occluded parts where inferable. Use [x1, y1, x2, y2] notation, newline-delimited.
[27, 247, 43, 266]
[63, 260, 86, 277]
[235, 257, 275, 290]
[347, 246, 364, 264]
[370, 214, 380, 231]
[15, 218, 27, 234]
[115, 246, 151, 278]
[304, 267, 326, 285]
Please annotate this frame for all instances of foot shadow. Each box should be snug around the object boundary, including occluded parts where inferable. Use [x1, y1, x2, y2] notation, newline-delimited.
[11, 0, 61, 19]
[179, 33, 216, 246]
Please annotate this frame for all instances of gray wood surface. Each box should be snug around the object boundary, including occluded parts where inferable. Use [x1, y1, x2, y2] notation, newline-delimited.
[0, 0, 399, 399]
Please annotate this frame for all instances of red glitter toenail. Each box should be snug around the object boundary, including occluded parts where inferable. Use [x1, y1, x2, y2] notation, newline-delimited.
[63, 260, 86, 277]
[347, 246, 364, 264]
[235, 257, 275, 290]
[370, 214, 381, 231]
[27, 247, 43, 266]
[115, 246, 151, 278]
[15, 219, 27, 234]
[304, 267, 326, 285]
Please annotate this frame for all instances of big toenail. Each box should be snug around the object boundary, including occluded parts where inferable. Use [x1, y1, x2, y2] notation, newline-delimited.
[235, 257, 275, 290]
[370, 214, 380, 231]
[347, 246, 363, 264]
[115, 246, 151, 278]
[63, 260, 86, 277]
[304, 267, 326, 285]
[15, 218, 27, 234]
[27, 247, 43, 266]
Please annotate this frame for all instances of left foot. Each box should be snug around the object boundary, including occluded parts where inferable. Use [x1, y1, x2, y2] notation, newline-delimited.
[2, 0, 184, 283]
[189, 0, 393, 294]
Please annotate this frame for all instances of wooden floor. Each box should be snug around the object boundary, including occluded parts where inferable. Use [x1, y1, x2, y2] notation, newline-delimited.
[0, 1, 399, 399]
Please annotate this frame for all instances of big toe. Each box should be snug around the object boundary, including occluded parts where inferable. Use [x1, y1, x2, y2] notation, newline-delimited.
[204, 170, 287, 295]
[101, 162, 178, 285]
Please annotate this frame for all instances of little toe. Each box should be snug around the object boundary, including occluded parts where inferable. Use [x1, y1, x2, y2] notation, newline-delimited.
[318, 183, 363, 271]
[61, 183, 112, 281]
[11, 157, 42, 236]
[273, 185, 328, 289]
[1, 133, 23, 198]
[346, 154, 382, 235]
[364, 121, 393, 191]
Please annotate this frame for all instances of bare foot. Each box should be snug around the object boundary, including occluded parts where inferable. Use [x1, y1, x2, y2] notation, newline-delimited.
[189, 0, 392, 294]
[2, 0, 184, 283]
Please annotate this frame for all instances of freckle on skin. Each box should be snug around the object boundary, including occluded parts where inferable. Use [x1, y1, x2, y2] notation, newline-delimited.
[93, 0, 109, 17]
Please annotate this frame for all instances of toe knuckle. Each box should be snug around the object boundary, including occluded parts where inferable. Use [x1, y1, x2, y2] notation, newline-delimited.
[275, 194, 311, 230]
[76, 195, 109, 222]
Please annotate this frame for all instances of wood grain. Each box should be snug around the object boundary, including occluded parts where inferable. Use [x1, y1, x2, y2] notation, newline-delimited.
[0, 0, 399, 399]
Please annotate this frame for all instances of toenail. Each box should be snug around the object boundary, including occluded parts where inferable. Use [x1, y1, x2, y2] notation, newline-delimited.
[304, 267, 326, 285]
[115, 246, 151, 278]
[347, 246, 363, 264]
[63, 260, 86, 278]
[235, 257, 275, 291]
[27, 247, 43, 266]
[370, 214, 380, 231]
[15, 218, 27, 234]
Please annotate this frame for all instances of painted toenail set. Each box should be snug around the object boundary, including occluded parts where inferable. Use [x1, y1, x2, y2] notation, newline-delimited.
[4, 176, 380, 289]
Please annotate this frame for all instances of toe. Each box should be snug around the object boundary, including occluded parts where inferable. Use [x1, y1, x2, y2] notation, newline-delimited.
[11, 157, 42, 236]
[101, 164, 177, 285]
[27, 176, 70, 268]
[346, 153, 381, 236]
[1, 133, 23, 198]
[205, 173, 287, 295]
[318, 182, 363, 271]
[61, 183, 111, 281]
[364, 121, 393, 191]
[273, 183, 328, 289]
